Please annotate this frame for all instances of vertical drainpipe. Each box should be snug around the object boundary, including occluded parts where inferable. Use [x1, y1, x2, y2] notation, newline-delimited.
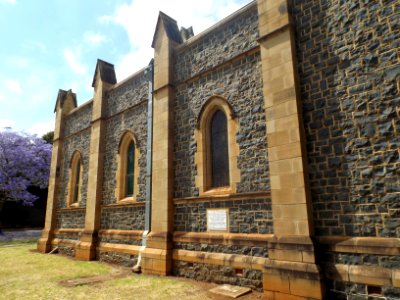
[143, 59, 154, 246]
[133, 59, 153, 273]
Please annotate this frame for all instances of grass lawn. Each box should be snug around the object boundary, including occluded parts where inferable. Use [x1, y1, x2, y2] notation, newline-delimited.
[0, 243, 219, 300]
[0, 238, 39, 246]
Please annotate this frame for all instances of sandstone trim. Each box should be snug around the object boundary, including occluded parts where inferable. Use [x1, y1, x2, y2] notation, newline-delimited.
[51, 238, 79, 247]
[173, 249, 268, 271]
[101, 202, 145, 208]
[173, 231, 274, 247]
[58, 207, 86, 212]
[98, 229, 144, 240]
[324, 263, 400, 288]
[317, 236, 400, 255]
[98, 243, 142, 255]
[173, 191, 270, 204]
[54, 228, 83, 234]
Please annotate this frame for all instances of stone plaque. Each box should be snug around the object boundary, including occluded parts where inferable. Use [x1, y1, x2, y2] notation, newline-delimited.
[207, 209, 229, 232]
[209, 284, 251, 298]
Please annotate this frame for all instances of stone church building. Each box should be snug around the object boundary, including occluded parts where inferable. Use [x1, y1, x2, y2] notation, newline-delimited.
[38, 0, 400, 298]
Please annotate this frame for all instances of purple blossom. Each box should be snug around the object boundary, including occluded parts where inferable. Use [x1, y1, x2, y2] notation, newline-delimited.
[0, 130, 52, 206]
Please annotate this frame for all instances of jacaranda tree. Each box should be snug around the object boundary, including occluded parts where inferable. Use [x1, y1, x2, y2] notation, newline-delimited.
[0, 130, 52, 227]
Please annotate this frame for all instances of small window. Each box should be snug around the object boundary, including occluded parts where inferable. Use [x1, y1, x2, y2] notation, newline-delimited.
[194, 96, 240, 196]
[125, 141, 135, 197]
[210, 110, 229, 188]
[116, 131, 140, 202]
[68, 151, 82, 207]
[73, 159, 81, 203]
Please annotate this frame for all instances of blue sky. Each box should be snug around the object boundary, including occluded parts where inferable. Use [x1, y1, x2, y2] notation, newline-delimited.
[0, 0, 251, 136]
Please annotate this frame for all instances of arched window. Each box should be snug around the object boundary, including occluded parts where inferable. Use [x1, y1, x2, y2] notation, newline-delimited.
[125, 141, 135, 197]
[73, 159, 81, 202]
[195, 96, 240, 195]
[68, 151, 83, 207]
[210, 110, 229, 187]
[116, 131, 140, 201]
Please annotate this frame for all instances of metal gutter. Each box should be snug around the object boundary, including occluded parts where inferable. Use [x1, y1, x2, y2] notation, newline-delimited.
[143, 59, 154, 246]
[132, 59, 153, 273]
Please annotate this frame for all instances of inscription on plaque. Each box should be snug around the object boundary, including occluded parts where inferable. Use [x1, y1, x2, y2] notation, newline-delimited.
[207, 209, 229, 232]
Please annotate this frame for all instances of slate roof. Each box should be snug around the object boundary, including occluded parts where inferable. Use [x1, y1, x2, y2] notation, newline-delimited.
[92, 59, 117, 87]
[54, 89, 77, 112]
[151, 12, 182, 48]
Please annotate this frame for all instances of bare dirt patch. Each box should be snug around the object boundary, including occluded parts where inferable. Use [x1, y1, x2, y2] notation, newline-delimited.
[59, 266, 132, 287]
[59, 263, 266, 299]
[174, 277, 266, 300]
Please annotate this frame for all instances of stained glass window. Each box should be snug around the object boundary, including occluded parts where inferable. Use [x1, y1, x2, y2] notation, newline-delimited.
[73, 159, 81, 203]
[210, 110, 229, 187]
[125, 141, 135, 196]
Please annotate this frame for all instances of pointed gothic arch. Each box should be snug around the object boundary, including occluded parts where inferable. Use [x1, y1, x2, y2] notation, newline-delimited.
[68, 151, 83, 208]
[195, 96, 240, 195]
[115, 131, 141, 202]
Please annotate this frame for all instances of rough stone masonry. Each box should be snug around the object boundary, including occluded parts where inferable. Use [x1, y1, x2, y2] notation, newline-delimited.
[38, 0, 400, 299]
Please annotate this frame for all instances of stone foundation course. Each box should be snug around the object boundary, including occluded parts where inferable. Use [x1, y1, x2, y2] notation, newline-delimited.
[173, 261, 263, 291]
[39, 0, 400, 298]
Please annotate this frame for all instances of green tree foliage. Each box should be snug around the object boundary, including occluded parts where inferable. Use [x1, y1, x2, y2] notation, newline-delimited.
[42, 131, 54, 145]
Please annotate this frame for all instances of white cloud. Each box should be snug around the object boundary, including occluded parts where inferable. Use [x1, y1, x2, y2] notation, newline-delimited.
[0, 59, 58, 135]
[0, 119, 16, 130]
[0, 70, 52, 107]
[22, 41, 47, 54]
[63, 74, 93, 103]
[34, 41, 47, 53]
[6, 79, 22, 94]
[63, 49, 87, 76]
[104, 0, 250, 81]
[24, 70, 57, 104]
[1, 0, 252, 141]
[0, 67, 57, 136]
[116, 49, 151, 82]
[8, 56, 30, 68]
[84, 32, 106, 45]
[111, 0, 248, 47]
[0, 0, 16, 4]
[98, 15, 113, 24]
[26, 120, 55, 136]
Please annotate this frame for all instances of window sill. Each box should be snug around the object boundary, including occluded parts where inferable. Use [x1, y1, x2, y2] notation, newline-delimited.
[102, 198, 144, 208]
[59, 205, 85, 211]
[173, 191, 271, 204]
[68, 202, 79, 208]
[118, 197, 136, 204]
[203, 186, 232, 196]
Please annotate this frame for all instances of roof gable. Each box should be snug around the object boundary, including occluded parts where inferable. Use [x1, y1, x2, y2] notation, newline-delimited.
[54, 89, 77, 112]
[91, 59, 117, 88]
[151, 11, 182, 48]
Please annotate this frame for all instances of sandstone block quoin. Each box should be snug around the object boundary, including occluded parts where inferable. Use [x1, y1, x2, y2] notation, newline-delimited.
[39, 0, 400, 298]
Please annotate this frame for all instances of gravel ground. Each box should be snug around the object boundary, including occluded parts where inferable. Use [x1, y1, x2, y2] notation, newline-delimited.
[0, 228, 42, 242]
